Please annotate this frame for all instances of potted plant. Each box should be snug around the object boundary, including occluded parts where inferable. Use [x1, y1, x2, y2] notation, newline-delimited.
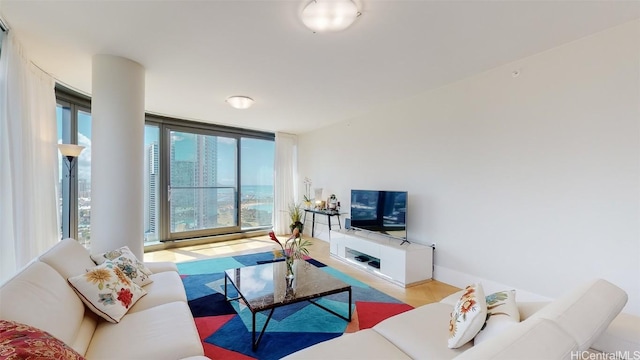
[288, 202, 304, 234]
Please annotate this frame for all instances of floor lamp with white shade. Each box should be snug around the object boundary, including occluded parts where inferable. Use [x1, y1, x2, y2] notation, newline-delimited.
[58, 143, 85, 239]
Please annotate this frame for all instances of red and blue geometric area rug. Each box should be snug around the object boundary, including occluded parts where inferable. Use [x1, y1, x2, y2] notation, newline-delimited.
[177, 251, 413, 360]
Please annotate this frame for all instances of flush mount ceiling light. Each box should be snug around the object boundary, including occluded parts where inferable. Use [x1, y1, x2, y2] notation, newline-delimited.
[301, 0, 360, 33]
[226, 96, 254, 109]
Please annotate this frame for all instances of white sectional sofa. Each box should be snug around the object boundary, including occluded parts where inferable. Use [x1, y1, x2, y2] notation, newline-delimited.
[0, 238, 207, 360]
[285, 278, 640, 359]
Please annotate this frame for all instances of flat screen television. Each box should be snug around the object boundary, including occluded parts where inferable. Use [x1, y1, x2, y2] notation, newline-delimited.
[350, 190, 407, 241]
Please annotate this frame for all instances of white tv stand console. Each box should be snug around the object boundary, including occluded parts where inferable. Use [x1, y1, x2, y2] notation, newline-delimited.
[330, 229, 433, 287]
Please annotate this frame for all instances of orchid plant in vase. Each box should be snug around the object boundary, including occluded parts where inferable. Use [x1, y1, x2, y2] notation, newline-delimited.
[303, 177, 312, 209]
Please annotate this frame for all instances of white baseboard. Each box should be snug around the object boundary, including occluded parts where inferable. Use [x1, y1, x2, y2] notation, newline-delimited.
[434, 265, 552, 302]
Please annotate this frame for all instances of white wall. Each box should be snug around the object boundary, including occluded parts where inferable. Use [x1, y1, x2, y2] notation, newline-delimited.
[298, 20, 640, 315]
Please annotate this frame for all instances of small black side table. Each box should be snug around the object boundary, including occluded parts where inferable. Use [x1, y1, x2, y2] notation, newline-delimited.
[303, 209, 343, 237]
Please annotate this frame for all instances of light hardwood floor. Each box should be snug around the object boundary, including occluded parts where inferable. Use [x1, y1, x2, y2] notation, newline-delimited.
[143, 235, 460, 308]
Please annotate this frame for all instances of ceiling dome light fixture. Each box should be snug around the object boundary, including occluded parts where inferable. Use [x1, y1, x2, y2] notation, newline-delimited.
[301, 0, 360, 33]
[226, 96, 254, 109]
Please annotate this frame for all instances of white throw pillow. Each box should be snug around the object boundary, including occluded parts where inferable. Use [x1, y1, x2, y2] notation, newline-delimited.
[68, 261, 147, 323]
[448, 283, 488, 349]
[91, 246, 153, 286]
[474, 290, 520, 344]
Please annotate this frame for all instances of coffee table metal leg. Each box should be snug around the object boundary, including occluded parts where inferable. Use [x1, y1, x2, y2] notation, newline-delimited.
[252, 311, 256, 350]
[307, 287, 352, 322]
[348, 287, 352, 320]
[252, 308, 276, 351]
[224, 273, 242, 302]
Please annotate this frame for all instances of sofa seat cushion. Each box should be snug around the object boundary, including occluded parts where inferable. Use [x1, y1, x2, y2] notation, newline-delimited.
[0, 262, 87, 347]
[0, 319, 85, 360]
[69, 313, 99, 356]
[530, 279, 627, 351]
[373, 302, 471, 359]
[454, 318, 578, 360]
[145, 261, 179, 273]
[282, 329, 411, 360]
[128, 270, 188, 313]
[85, 301, 203, 360]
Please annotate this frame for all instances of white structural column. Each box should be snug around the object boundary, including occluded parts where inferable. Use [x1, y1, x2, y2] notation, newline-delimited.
[91, 55, 145, 259]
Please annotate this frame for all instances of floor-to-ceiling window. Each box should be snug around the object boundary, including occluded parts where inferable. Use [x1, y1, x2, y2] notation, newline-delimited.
[168, 128, 238, 238]
[151, 119, 275, 242]
[56, 87, 275, 246]
[56, 88, 92, 246]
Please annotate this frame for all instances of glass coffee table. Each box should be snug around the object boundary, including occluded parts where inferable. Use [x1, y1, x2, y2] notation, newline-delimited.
[224, 260, 352, 350]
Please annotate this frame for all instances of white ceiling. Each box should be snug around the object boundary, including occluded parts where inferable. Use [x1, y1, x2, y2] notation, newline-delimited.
[1, 0, 639, 134]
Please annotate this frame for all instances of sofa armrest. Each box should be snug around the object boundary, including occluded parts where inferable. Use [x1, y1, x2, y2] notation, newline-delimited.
[454, 318, 578, 360]
[529, 279, 627, 351]
[145, 261, 178, 273]
[590, 312, 640, 355]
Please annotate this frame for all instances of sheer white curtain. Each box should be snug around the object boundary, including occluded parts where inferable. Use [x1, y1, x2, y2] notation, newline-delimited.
[274, 132, 298, 235]
[0, 32, 59, 282]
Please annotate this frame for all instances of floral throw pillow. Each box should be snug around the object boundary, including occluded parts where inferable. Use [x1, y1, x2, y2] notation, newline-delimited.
[90, 246, 153, 286]
[68, 261, 147, 323]
[448, 283, 488, 348]
[0, 319, 85, 360]
[474, 289, 520, 344]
